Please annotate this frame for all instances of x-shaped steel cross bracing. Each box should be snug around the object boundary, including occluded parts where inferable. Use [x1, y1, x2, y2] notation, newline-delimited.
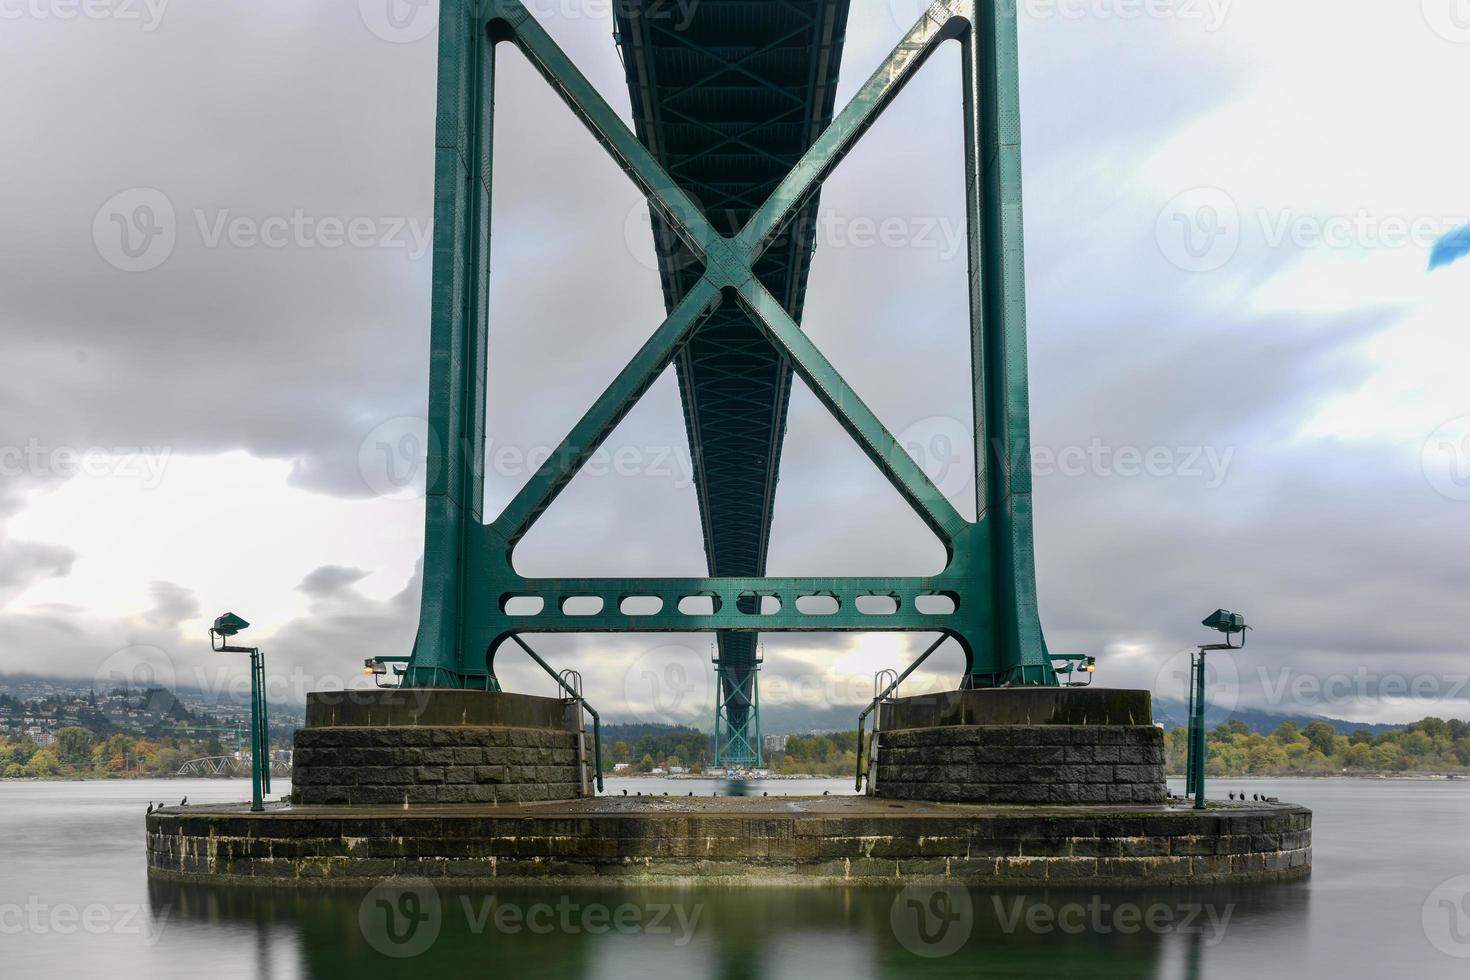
[408, 0, 1054, 690]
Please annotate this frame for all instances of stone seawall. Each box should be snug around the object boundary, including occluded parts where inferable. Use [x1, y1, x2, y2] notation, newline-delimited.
[145, 797, 1312, 887]
[873, 725, 1168, 805]
[292, 726, 585, 806]
[290, 690, 590, 806]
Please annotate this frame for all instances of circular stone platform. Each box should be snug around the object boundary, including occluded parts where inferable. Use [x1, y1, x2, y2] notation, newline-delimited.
[145, 795, 1311, 887]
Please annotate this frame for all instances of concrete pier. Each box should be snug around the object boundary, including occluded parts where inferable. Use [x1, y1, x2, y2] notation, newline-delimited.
[145, 687, 1311, 887]
[145, 796, 1311, 887]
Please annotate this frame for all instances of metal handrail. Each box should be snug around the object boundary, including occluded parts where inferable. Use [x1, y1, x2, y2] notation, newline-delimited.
[854, 636, 948, 791]
[509, 635, 603, 792]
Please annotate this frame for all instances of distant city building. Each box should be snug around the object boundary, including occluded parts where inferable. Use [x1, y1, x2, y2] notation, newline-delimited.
[762, 734, 788, 756]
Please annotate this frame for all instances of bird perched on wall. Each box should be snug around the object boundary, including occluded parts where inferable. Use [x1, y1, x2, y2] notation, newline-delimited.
[179, 796, 188, 806]
[146, 803, 154, 814]
[1228, 792, 1235, 801]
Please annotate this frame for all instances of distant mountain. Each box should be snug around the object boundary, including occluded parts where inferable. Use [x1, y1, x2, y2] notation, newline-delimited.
[757, 697, 1411, 737]
[601, 721, 704, 744]
[1151, 697, 1404, 736]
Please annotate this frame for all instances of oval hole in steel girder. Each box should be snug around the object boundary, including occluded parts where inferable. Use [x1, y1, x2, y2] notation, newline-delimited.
[678, 594, 720, 616]
[795, 593, 840, 615]
[618, 595, 664, 616]
[737, 592, 780, 615]
[502, 595, 545, 616]
[855, 594, 900, 616]
[560, 595, 604, 616]
[914, 592, 958, 615]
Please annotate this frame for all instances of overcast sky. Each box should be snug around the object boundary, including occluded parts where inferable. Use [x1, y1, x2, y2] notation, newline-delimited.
[1, 0, 1467, 727]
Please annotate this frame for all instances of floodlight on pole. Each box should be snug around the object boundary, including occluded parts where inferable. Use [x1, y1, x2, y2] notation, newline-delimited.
[209, 612, 269, 813]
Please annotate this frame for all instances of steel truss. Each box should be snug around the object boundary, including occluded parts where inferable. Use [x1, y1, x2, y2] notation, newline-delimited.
[405, 0, 1056, 695]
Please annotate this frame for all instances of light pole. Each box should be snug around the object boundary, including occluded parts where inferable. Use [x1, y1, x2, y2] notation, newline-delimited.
[210, 612, 270, 812]
[1186, 609, 1249, 809]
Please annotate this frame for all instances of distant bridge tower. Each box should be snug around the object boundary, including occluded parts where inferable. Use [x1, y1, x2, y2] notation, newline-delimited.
[402, 1, 1058, 740]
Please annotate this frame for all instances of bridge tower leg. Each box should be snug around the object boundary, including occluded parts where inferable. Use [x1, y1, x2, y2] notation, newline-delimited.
[401, 0, 1056, 698]
[958, 1, 1052, 686]
[407, 4, 495, 689]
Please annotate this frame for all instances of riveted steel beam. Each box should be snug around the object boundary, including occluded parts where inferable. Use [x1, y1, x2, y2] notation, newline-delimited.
[406, 0, 1055, 693]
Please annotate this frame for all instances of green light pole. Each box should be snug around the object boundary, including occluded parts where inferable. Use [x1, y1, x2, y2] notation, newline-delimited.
[210, 612, 270, 812]
[1187, 609, 1249, 810]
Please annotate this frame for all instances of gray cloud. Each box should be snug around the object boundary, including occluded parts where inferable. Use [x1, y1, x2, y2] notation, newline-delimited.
[0, 2, 1465, 726]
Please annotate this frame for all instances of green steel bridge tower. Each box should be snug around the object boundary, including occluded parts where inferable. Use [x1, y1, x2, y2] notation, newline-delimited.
[402, 0, 1059, 764]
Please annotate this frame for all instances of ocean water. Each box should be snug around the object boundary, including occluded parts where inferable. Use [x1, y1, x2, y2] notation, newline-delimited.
[3, 777, 1469, 979]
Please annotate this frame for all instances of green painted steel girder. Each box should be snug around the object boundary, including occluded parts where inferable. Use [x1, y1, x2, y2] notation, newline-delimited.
[406, 0, 1057, 695]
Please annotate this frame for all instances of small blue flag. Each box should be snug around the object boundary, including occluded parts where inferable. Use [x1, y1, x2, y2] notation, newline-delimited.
[1429, 223, 1470, 270]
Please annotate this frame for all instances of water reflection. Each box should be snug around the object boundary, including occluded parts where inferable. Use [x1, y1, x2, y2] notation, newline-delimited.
[147, 877, 1311, 980]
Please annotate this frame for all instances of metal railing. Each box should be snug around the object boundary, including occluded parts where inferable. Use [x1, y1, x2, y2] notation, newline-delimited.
[854, 636, 948, 791]
[507, 635, 604, 792]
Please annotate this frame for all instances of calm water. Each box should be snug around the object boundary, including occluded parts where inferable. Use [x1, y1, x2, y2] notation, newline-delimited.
[3, 777, 1469, 979]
